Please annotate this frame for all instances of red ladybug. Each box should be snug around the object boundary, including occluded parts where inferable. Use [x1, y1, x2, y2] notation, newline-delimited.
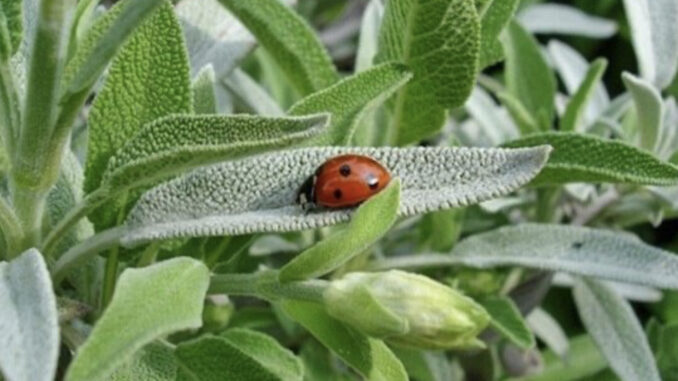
[297, 154, 391, 209]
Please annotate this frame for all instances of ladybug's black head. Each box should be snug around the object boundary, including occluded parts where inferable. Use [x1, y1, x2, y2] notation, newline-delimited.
[297, 175, 316, 210]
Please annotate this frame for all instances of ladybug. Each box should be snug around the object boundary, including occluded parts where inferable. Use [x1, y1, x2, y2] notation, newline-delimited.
[297, 154, 391, 209]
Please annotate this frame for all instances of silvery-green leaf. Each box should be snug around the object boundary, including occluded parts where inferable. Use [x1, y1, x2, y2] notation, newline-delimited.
[176, 0, 254, 78]
[465, 86, 519, 146]
[479, 296, 535, 349]
[573, 277, 661, 381]
[518, 4, 617, 38]
[622, 72, 664, 152]
[371, 224, 678, 290]
[622, 0, 678, 89]
[547, 40, 610, 124]
[0, 249, 59, 381]
[192, 65, 216, 114]
[222, 68, 283, 116]
[656, 97, 678, 161]
[355, 0, 383, 73]
[527, 308, 569, 359]
[123, 146, 550, 246]
[553, 273, 662, 303]
[108, 342, 177, 381]
[560, 59, 608, 133]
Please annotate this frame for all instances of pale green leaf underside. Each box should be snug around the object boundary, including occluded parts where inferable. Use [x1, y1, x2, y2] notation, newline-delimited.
[217, 0, 338, 96]
[560, 59, 608, 133]
[622, 72, 664, 152]
[281, 300, 408, 381]
[478, 0, 519, 68]
[101, 113, 329, 191]
[279, 180, 401, 282]
[108, 342, 177, 381]
[373, 224, 678, 290]
[479, 296, 535, 349]
[65, 257, 209, 381]
[573, 277, 661, 381]
[504, 132, 678, 185]
[518, 4, 618, 38]
[289, 62, 411, 145]
[122, 145, 550, 246]
[0, 250, 58, 381]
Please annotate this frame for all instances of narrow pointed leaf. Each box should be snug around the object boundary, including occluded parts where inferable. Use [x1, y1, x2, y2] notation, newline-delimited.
[279, 180, 400, 282]
[518, 4, 617, 38]
[478, 0, 519, 68]
[101, 113, 329, 192]
[175, 328, 303, 381]
[479, 296, 535, 349]
[377, 0, 481, 144]
[573, 277, 661, 381]
[192, 65, 217, 114]
[123, 145, 550, 246]
[497, 91, 540, 135]
[504, 132, 678, 185]
[281, 300, 407, 381]
[561, 59, 608, 132]
[289, 62, 412, 145]
[355, 0, 383, 72]
[217, 0, 338, 96]
[65, 257, 209, 381]
[0, 0, 21, 54]
[0, 250, 58, 381]
[221, 68, 284, 116]
[501, 20, 556, 131]
[622, 72, 664, 152]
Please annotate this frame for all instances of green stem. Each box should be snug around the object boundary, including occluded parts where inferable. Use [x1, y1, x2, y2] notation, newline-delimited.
[52, 226, 125, 283]
[536, 187, 561, 223]
[0, 196, 21, 258]
[136, 241, 160, 267]
[100, 247, 119, 310]
[10, 186, 47, 252]
[209, 271, 328, 303]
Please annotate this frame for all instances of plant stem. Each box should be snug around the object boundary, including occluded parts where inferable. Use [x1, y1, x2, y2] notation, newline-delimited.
[100, 247, 119, 310]
[0, 196, 22, 258]
[0, 61, 20, 157]
[52, 226, 125, 283]
[10, 186, 47, 252]
[209, 271, 328, 303]
[536, 187, 561, 223]
[136, 241, 160, 267]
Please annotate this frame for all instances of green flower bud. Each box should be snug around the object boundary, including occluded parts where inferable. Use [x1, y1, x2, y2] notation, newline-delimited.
[323, 270, 490, 349]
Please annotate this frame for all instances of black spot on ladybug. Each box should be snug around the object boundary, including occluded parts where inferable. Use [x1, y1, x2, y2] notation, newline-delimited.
[339, 164, 351, 177]
[366, 174, 379, 190]
[572, 242, 584, 249]
[334, 189, 343, 199]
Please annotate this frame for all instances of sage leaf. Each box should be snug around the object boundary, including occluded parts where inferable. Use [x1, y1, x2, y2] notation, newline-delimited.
[622, 72, 664, 152]
[501, 20, 556, 131]
[504, 132, 678, 185]
[390, 347, 456, 381]
[0, 249, 59, 381]
[479, 296, 535, 349]
[289, 62, 412, 145]
[222, 68, 284, 116]
[123, 145, 550, 246]
[279, 179, 400, 282]
[518, 4, 617, 38]
[65, 257, 209, 381]
[192, 65, 217, 114]
[217, 0, 338, 96]
[175, 328, 303, 381]
[377, 0, 480, 144]
[0, 0, 21, 55]
[372, 224, 678, 290]
[560, 59, 608, 132]
[527, 308, 569, 359]
[622, 0, 678, 89]
[573, 277, 661, 381]
[109, 342, 177, 381]
[355, 0, 383, 73]
[281, 300, 407, 381]
[101, 113, 328, 193]
[478, 0, 519, 69]
[497, 91, 539, 135]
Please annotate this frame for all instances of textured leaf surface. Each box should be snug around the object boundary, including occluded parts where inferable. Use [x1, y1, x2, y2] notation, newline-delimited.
[504, 132, 678, 185]
[501, 20, 556, 131]
[279, 180, 400, 282]
[221, 68, 284, 116]
[192, 65, 216, 114]
[573, 277, 661, 381]
[0, 250, 58, 381]
[377, 0, 480, 144]
[65, 258, 209, 381]
[84, 2, 192, 194]
[217, 0, 338, 95]
[289, 62, 411, 145]
[373, 224, 678, 289]
[109, 342, 177, 381]
[281, 300, 407, 381]
[478, 0, 519, 68]
[123, 146, 550, 246]
[622, 72, 663, 152]
[479, 296, 535, 349]
[561, 59, 607, 132]
[101, 114, 329, 191]
[518, 4, 617, 38]
[0, 0, 20, 54]
[175, 328, 303, 381]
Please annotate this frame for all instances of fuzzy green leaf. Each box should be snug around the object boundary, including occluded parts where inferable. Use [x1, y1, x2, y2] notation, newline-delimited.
[497, 91, 540, 135]
[478, 0, 519, 68]
[377, 0, 480, 144]
[123, 145, 550, 246]
[390, 347, 455, 381]
[0, 250, 58, 381]
[504, 132, 678, 185]
[109, 342, 177, 381]
[221, 68, 284, 116]
[279, 180, 400, 282]
[65, 257, 209, 381]
[281, 300, 407, 381]
[175, 328, 303, 381]
[217, 0, 338, 95]
[501, 20, 556, 131]
[192, 65, 217, 114]
[518, 4, 618, 38]
[373, 224, 678, 290]
[289, 62, 411, 145]
[479, 296, 535, 349]
[622, 72, 664, 152]
[0, 0, 21, 55]
[573, 277, 661, 381]
[561, 59, 608, 132]
[84, 2, 192, 194]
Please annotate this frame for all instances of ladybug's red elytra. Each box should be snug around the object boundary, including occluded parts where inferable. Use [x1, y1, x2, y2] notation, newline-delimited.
[297, 154, 391, 209]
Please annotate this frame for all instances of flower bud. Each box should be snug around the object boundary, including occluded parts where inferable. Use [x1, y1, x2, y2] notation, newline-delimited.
[324, 270, 490, 349]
